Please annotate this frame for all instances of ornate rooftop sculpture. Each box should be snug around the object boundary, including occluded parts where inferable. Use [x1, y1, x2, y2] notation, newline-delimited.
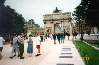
[53, 7, 61, 13]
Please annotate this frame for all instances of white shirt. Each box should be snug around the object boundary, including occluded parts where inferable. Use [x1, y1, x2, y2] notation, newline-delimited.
[36, 36, 41, 45]
[13, 36, 18, 45]
[17, 35, 21, 42]
[0, 37, 5, 47]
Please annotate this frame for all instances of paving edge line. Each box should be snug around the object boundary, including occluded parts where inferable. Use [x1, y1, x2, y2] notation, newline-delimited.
[83, 41, 99, 51]
[72, 41, 85, 65]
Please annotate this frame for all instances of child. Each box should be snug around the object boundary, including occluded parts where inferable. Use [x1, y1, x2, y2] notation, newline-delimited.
[36, 36, 41, 56]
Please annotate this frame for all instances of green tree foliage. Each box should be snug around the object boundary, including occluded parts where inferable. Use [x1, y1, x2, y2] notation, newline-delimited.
[5, 6, 25, 33]
[73, 0, 89, 40]
[87, 0, 99, 28]
[73, 0, 88, 24]
[0, 0, 6, 6]
[0, 0, 6, 32]
[0, 0, 25, 34]
[74, 0, 99, 29]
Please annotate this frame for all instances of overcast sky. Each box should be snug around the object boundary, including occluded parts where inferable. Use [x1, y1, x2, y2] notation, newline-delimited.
[5, 0, 81, 27]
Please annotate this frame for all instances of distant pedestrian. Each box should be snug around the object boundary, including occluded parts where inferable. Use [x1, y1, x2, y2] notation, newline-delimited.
[53, 34, 56, 44]
[27, 35, 33, 57]
[0, 35, 5, 60]
[36, 36, 41, 56]
[40, 35, 43, 42]
[63, 32, 66, 40]
[57, 33, 61, 44]
[66, 33, 70, 40]
[43, 35, 46, 42]
[60, 33, 65, 43]
[73, 32, 77, 39]
[50, 34, 53, 40]
[45, 34, 47, 39]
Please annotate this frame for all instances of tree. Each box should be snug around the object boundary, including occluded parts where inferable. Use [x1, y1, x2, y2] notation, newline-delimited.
[0, 0, 6, 6]
[74, 0, 99, 30]
[87, 0, 99, 29]
[0, 1, 25, 34]
[5, 6, 25, 33]
[73, 0, 99, 40]
[0, 0, 6, 33]
[73, 0, 88, 40]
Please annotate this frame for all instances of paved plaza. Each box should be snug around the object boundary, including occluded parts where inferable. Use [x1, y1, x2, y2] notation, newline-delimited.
[38, 41, 85, 65]
[0, 37, 85, 65]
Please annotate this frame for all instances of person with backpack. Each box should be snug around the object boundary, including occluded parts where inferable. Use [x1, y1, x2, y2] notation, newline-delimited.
[10, 34, 19, 59]
[27, 35, 33, 57]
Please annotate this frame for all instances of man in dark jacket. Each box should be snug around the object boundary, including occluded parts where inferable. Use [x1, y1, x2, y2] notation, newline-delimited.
[53, 34, 56, 44]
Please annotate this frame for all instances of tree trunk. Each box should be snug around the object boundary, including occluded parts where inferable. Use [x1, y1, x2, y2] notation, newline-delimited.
[80, 24, 83, 40]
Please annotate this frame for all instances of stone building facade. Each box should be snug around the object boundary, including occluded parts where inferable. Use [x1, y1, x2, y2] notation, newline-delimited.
[43, 8, 73, 35]
[25, 19, 41, 36]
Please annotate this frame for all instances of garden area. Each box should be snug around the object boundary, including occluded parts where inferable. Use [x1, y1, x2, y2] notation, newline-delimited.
[74, 40, 99, 65]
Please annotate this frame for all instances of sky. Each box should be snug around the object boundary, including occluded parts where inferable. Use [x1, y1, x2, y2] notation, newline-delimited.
[5, 0, 81, 27]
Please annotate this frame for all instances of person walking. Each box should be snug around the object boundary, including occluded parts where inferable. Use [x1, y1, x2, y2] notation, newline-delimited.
[60, 33, 65, 43]
[73, 32, 77, 39]
[67, 33, 70, 40]
[57, 33, 61, 44]
[10, 35, 19, 59]
[53, 34, 56, 44]
[0, 35, 5, 60]
[18, 34, 24, 59]
[40, 35, 43, 42]
[27, 35, 33, 57]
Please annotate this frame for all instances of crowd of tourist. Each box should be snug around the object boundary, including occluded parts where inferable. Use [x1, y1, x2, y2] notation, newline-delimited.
[0, 33, 42, 60]
[0, 32, 78, 60]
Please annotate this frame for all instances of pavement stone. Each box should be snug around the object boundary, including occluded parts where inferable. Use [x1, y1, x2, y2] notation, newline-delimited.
[0, 37, 85, 65]
[38, 41, 85, 65]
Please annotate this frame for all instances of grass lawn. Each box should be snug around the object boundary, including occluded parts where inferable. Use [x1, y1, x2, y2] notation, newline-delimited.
[85, 40, 99, 48]
[74, 40, 99, 65]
